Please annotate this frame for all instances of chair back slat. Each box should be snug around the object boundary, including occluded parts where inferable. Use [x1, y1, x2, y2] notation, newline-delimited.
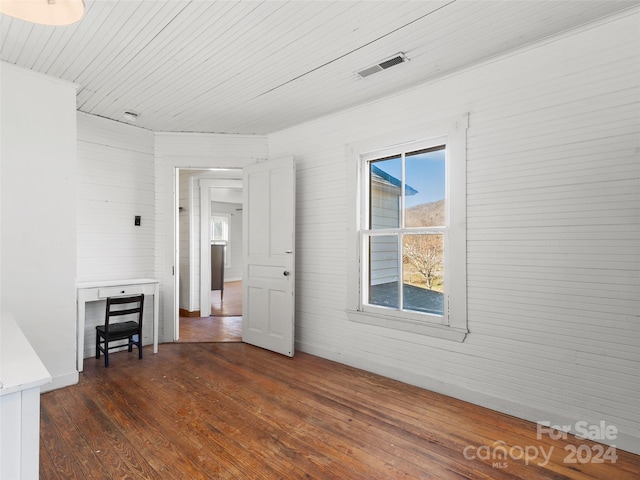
[105, 294, 144, 329]
[109, 307, 142, 317]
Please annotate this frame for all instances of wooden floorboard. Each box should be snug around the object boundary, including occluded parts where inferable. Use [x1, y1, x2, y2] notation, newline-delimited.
[40, 343, 640, 479]
[178, 316, 242, 343]
[179, 281, 243, 343]
[210, 281, 242, 317]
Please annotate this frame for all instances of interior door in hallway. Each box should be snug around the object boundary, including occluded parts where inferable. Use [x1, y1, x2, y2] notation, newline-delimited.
[242, 157, 295, 356]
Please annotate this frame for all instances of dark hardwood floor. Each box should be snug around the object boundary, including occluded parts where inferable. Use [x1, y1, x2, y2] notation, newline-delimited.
[178, 316, 242, 343]
[179, 281, 242, 343]
[210, 280, 242, 317]
[40, 343, 640, 479]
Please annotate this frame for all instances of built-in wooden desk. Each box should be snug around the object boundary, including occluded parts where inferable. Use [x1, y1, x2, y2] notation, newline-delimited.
[76, 279, 159, 371]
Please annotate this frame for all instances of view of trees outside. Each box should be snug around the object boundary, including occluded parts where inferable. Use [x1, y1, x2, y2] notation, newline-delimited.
[403, 233, 443, 292]
[403, 188, 445, 294]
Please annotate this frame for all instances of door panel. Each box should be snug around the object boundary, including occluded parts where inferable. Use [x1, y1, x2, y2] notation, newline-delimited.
[242, 157, 295, 356]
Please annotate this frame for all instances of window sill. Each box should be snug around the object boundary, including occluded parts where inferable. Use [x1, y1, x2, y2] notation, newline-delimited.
[346, 309, 468, 342]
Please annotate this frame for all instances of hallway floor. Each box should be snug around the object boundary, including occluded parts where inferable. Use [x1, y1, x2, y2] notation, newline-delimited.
[179, 281, 242, 342]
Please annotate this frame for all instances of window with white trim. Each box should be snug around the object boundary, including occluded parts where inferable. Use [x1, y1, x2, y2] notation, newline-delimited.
[346, 115, 468, 341]
[211, 214, 230, 266]
[363, 143, 447, 319]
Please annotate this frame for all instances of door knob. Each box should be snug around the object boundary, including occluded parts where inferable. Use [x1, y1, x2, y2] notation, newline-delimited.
[283, 271, 290, 276]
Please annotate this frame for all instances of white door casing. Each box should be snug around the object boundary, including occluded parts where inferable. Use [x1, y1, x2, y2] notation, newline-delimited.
[242, 157, 295, 356]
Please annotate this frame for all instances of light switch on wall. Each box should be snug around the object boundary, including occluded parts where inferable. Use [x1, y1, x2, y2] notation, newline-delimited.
[135, 215, 141, 226]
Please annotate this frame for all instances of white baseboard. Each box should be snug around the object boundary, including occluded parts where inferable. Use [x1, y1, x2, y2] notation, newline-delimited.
[296, 341, 640, 456]
[40, 371, 78, 393]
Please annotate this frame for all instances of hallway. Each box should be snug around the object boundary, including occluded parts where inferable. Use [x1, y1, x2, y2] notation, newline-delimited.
[179, 281, 242, 343]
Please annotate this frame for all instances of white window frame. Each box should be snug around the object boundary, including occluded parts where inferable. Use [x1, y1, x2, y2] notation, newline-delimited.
[345, 114, 468, 342]
[361, 140, 448, 324]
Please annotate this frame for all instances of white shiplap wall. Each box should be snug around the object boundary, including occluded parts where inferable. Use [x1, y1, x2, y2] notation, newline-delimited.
[77, 113, 156, 356]
[1, 63, 78, 391]
[77, 113, 155, 281]
[268, 11, 640, 454]
[178, 170, 192, 311]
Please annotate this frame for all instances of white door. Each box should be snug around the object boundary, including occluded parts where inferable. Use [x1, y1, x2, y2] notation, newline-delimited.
[242, 157, 295, 356]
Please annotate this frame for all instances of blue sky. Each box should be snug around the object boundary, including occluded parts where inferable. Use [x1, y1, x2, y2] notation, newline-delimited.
[375, 149, 446, 208]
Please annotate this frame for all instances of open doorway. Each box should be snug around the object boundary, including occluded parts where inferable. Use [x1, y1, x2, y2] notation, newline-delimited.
[176, 168, 243, 343]
[179, 280, 242, 342]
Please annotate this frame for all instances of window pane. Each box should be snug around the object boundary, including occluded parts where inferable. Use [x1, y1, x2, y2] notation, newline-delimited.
[404, 146, 445, 228]
[368, 235, 399, 308]
[211, 216, 228, 241]
[402, 233, 444, 315]
[369, 155, 401, 229]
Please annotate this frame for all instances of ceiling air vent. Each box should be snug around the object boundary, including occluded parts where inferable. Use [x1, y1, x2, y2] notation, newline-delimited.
[357, 53, 408, 78]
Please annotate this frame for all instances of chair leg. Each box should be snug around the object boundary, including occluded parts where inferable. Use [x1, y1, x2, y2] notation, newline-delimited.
[130, 335, 142, 360]
[96, 334, 100, 359]
[104, 338, 109, 367]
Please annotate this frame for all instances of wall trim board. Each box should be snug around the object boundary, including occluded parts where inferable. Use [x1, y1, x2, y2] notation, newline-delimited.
[155, 131, 266, 139]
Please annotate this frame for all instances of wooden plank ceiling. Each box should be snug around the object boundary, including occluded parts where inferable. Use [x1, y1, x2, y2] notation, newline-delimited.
[1, 0, 637, 135]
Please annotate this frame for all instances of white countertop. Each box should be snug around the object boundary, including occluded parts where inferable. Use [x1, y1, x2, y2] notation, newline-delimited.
[0, 313, 51, 396]
[76, 278, 159, 289]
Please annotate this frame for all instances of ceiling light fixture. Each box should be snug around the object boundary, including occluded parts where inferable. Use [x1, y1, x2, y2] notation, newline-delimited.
[0, 0, 85, 26]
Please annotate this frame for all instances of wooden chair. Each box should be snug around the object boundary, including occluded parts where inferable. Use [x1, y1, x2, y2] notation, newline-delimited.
[96, 294, 144, 367]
